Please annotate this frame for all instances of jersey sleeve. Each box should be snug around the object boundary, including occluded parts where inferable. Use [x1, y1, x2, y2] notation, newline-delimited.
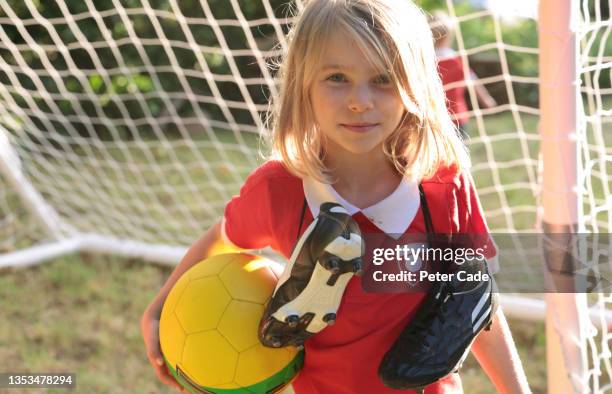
[455, 171, 499, 273]
[221, 168, 274, 250]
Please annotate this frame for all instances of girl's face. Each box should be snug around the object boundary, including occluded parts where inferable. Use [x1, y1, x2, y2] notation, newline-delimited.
[309, 30, 405, 158]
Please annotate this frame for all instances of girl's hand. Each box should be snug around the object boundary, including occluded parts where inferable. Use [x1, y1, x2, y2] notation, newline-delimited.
[141, 303, 184, 392]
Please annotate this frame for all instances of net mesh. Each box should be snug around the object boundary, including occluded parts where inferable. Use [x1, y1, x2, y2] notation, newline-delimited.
[578, 1, 611, 390]
[0, 0, 548, 248]
[0, 0, 292, 247]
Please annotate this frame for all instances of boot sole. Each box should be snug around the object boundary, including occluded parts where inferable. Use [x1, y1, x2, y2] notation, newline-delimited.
[260, 208, 363, 347]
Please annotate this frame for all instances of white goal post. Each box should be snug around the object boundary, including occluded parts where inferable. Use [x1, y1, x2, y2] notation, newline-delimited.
[0, 0, 610, 392]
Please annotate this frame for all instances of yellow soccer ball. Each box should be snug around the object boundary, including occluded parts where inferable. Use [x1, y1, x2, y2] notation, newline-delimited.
[159, 253, 304, 394]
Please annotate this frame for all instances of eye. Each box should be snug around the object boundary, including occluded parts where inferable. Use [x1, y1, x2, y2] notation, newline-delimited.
[373, 74, 391, 85]
[326, 73, 347, 83]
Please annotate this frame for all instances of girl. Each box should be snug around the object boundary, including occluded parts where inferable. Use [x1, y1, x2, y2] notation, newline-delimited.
[142, 0, 530, 393]
[429, 10, 497, 140]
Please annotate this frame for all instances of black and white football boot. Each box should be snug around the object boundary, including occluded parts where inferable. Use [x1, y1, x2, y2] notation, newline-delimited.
[259, 202, 364, 349]
[378, 257, 499, 392]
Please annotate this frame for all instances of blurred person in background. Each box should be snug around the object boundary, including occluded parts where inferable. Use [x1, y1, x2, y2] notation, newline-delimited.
[430, 10, 498, 140]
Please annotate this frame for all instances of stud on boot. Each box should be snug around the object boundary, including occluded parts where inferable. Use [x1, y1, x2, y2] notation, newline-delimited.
[259, 202, 364, 348]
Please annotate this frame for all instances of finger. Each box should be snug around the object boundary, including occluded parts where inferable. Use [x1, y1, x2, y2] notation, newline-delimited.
[157, 364, 183, 390]
[146, 348, 164, 369]
[164, 376, 184, 391]
[147, 321, 165, 366]
[157, 369, 181, 390]
[143, 320, 181, 390]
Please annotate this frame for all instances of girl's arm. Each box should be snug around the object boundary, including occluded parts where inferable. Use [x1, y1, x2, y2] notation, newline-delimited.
[470, 308, 531, 394]
[470, 71, 497, 109]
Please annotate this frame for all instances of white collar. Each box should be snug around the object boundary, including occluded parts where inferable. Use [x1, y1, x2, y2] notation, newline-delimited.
[302, 176, 420, 237]
[435, 47, 457, 60]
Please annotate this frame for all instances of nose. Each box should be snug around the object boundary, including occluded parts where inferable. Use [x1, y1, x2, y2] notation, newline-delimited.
[347, 84, 374, 113]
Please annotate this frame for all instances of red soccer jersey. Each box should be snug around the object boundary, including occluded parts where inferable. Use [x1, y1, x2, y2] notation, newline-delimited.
[437, 55, 470, 126]
[222, 160, 497, 394]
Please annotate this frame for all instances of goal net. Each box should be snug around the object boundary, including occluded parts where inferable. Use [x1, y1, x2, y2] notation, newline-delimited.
[577, 1, 611, 391]
[0, 0, 610, 391]
[0, 0, 545, 261]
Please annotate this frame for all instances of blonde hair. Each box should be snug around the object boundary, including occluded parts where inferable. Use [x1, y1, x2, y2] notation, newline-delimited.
[267, 0, 469, 182]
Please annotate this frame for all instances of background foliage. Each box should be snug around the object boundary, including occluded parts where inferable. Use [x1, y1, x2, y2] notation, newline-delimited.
[0, 0, 579, 141]
[1, 0, 609, 141]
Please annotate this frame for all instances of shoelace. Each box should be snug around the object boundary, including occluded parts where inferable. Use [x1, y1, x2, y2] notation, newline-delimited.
[398, 283, 457, 353]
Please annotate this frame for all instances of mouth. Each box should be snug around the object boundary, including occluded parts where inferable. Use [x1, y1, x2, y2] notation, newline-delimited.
[340, 123, 379, 133]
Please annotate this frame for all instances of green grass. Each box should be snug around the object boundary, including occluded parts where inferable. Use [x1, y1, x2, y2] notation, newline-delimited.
[465, 111, 541, 231]
[24, 128, 264, 247]
[0, 254, 170, 394]
[0, 254, 547, 394]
